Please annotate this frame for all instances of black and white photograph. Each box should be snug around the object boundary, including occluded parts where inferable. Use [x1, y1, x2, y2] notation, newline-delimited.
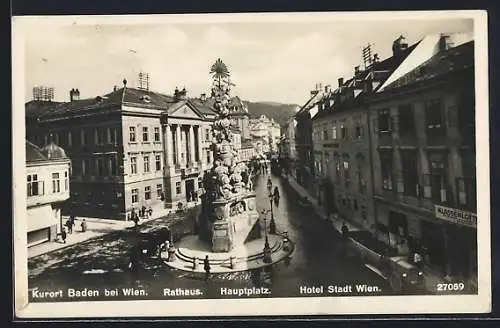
[13, 11, 490, 317]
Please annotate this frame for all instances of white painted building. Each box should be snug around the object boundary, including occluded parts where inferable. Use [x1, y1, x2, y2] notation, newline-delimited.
[26, 141, 71, 247]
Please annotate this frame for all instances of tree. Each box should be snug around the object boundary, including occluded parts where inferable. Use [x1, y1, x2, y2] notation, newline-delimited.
[210, 58, 230, 83]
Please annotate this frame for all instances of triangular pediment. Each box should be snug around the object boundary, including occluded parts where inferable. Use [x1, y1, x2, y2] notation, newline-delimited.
[168, 102, 204, 119]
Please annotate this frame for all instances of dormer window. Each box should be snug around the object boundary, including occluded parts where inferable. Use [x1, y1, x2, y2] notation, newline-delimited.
[141, 95, 151, 103]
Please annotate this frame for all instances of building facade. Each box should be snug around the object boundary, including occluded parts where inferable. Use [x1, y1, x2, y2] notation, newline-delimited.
[26, 141, 71, 246]
[26, 83, 216, 220]
[294, 85, 325, 193]
[369, 40, 476, 283]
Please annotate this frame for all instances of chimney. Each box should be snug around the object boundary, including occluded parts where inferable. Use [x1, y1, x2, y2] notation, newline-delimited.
[373, 53, 379, 63]
[439, 34, 453, 52]
[338, 78, 344, 88]
[392, 35, 407, 57]
[200, 93, 207, 102]
[354, 66, 360, 76]
[75, 89, 80, 100]
[70, 88, 75, 101]
[113, 85, 118, 92]
[123, 79, 128, 87]
[324, 85, 331, 94]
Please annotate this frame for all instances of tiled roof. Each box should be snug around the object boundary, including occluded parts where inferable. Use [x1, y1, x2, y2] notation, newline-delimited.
[384, 40, 474, 90]
[25, 100, 64, 119]
[27, 87, 218, 120]
[26, 141, 48, 162]
[312, 41, 420, 121]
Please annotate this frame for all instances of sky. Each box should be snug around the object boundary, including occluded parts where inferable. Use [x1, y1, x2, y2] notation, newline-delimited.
[22, 15, 474, 105]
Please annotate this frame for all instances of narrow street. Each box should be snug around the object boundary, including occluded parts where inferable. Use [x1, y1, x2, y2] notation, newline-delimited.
[28, 174, 391, 302]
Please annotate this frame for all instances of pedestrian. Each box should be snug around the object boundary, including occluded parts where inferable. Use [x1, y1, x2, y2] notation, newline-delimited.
[61, 228, 67, 244]
[65, 219, 73, 234]
[204, 255, 211, 281]
[341, 221, 349, 236]
[81, 219, 87, 233]
[413, 251, 424, 269]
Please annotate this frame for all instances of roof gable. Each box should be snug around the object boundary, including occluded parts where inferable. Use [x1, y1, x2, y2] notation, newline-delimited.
[167, 101, 205, 119]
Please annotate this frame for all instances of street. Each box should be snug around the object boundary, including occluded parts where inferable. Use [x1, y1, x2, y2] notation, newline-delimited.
[28, 174, 391, 301]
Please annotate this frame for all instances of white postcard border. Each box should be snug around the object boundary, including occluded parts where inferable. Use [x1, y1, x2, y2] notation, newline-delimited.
[12, 10, 491, 318]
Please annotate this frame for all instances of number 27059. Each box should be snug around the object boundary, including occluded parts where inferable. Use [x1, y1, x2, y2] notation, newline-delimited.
[436, 283, 465, 292]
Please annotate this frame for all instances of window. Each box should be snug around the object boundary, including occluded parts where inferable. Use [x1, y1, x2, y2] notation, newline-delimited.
[425, 99, 444, 131]
[81, 129, 88, 145]
[142, 127, 149, 142]
[143, 156, 150, 173]
[378, 109, 392, 133]
[401, 150, 418, 197]
[130, 157, 137, 174]
[355, 120, 364, 139]
[335, 158, 341, 182]
[353, 199, 359, 211]
[27, 174, 42, 196]
[425, 159, 448, 203]
[109, 157, 117, 176]
[340, 123, 348, 139]
[129, 127, 136, 142]
[456, 177, 477, 211]
[154, 127, 160, 142]
[96, 158, 104, 176]
[423, 173, 447, 203]
[198, 177, 203, 189]
[357, 163, 366, 193]
[323, 129, 328, 140]
[155, 155, 161, 171]
[380, 151, 393, 190]
[82, 159, 89, 176]
[52, 173, 60, 193]
[157, 184, 163, 198]
[68, 131, 72, 146]
[205, 128, 211, 141]
[206, 150, 211, 164]
[132, 188, 139, 203]
[108, 127, 117, 144]
[54, 132, 60, 145]
[332, 125, 337, 140]
[398, 104, 416, 136]
[64, 171, 68, 191]
[176, 181, 181, 194]
[145, 186, 151, 200]
[343, 160, 350, 185]
[95, 128, 104, 145]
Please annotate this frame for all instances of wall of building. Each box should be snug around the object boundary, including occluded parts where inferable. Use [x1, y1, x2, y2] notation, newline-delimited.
[121, 111, 165, 218]
[312, 107, 375, 229]
[368, 73, 476, 279]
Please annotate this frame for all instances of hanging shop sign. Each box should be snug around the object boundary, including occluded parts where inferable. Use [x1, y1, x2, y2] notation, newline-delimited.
[434, 205, 477, 228]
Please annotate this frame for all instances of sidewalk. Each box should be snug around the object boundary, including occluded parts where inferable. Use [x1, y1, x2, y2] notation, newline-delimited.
[28, 203, 198, 259]
[285, 175, 446, 294]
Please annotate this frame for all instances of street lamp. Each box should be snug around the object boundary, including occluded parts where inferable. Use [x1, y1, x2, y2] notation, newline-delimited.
[261, 209, 272, 263]
[267, 179, 277, 234]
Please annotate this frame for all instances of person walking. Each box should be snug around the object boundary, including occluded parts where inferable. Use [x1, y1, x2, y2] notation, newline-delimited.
[61, 228, 67, 244]
[341, 221, 349, 236]
[80, 219, 87, 233]
[65, 219, 73, 234]
[204, 255, 211, 281]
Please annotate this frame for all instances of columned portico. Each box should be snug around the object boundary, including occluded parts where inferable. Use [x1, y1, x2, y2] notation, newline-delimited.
[175, 124, 182, 165]
[189, 125, 195, 165]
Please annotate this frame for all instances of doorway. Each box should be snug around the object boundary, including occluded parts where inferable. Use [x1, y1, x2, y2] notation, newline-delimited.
[185, 179, 195, 202]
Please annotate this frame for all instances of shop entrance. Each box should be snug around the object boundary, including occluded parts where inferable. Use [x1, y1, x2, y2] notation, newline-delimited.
[185, 179, 195, 202]
[420, 220, 446, 274]
[388, 211, 408, 240]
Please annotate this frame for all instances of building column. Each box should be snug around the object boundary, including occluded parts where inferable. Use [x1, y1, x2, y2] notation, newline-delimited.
[189, 125, 195, 165]
[197, 125, 203, 164]
[175, 124, 182, 165]
[164, 125, 174, 166]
